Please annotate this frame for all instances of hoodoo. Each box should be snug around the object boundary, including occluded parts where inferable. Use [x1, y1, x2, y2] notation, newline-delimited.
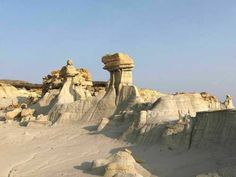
[102, 53, 134, 96]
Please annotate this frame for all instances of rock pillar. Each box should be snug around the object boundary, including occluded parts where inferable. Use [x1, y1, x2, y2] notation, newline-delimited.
[102, 53, 134, 97]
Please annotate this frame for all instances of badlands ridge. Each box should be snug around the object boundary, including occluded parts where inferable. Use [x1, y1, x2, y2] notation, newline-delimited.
[0, 53, 235, 177]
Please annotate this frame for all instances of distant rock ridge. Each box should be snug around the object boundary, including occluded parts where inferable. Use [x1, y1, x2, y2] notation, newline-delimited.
[0, 79, 42, 90]
[0, 53, 235, 141]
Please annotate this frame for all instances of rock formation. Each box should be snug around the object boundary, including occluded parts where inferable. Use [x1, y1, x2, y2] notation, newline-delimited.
[48, 53, 142, 124]
[42, 59, 92, 96]
[91, 149, 151, 177]
[102, 53, 135, 103]
[223, 95, 234, 109]
[0, 83, 40, 110]
[0, 52, 235, 177]
[43, 59, 93, 104]
[5, 108, 22, 121]
[1, 53, 235, 141]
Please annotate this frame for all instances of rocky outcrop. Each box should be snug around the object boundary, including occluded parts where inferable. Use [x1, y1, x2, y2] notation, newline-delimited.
[188, 110, 236, 149]
[5, 108, 22, 121]
[102, 53, 138, 105]
[223, 95, 234, 109]
[150, 92, 230, 122]
[160, 109, 236, 150]
[2, 53, 234, 140]
[42, 59, 92, 95]
[0, 83, 40, 109]
[31, 89, 59, 116]
[48, 53, 142, 124]
[55, 59, 93, 104]
[109, 91, 235, 145]
[0, 79, 42, 90]
[91, 149, 151, 177]
[138, 88, 166, 103]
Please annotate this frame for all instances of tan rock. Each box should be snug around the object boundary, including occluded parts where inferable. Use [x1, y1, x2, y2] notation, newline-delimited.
[77, 68, 92, 82]
[223, 95, 234, 109]
[92, 149, 151, 177]
[20, 116, 35, 123]
[102, 53, 135, 101]
[150, 92, 226, 122]
[43, 59, 92, 94]
[105, 161, 136, 177]
[21, 108, 35, 117]
[0, 83, 35, 109]
[5, 108, 22, 120]
[36, 114, 48, 122]
[60, 59, 79, 78]
[102, 53, 134, 71]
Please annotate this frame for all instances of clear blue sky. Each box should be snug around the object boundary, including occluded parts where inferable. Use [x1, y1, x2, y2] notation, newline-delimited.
[0, 0, 236, 101]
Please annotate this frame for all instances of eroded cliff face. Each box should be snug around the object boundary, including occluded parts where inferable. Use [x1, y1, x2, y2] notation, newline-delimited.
[114, 92, 234, 144]
[158, 110, 236, 151]
[150, 92, 224, 122]
[0, 83, 40, 110]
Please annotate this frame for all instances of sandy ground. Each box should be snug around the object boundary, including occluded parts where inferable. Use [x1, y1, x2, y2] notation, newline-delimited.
[0, 123, 127, 177]
[0, 122, 235, 177]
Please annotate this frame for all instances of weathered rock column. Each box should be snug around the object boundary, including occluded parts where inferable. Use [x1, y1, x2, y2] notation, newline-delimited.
[102, 53, 134, 97]
[57, 59, 79, 104]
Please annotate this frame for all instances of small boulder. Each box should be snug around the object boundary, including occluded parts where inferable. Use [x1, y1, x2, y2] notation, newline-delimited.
[21, 108, 35, 117]
[36, 114, 48, 122]
[5, 108, 22, 120]
[91, 149, 151, 177]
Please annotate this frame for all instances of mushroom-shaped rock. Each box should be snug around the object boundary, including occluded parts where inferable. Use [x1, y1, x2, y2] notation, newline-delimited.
[102, 53, 134, 93]
[60, 59, 79, 78]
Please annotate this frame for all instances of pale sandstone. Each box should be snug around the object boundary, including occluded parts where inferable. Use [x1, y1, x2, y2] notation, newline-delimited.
[97, 118, 110, 131]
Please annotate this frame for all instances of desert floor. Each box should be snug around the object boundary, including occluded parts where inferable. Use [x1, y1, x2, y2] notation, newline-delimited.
[0, 122, 234, 177]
